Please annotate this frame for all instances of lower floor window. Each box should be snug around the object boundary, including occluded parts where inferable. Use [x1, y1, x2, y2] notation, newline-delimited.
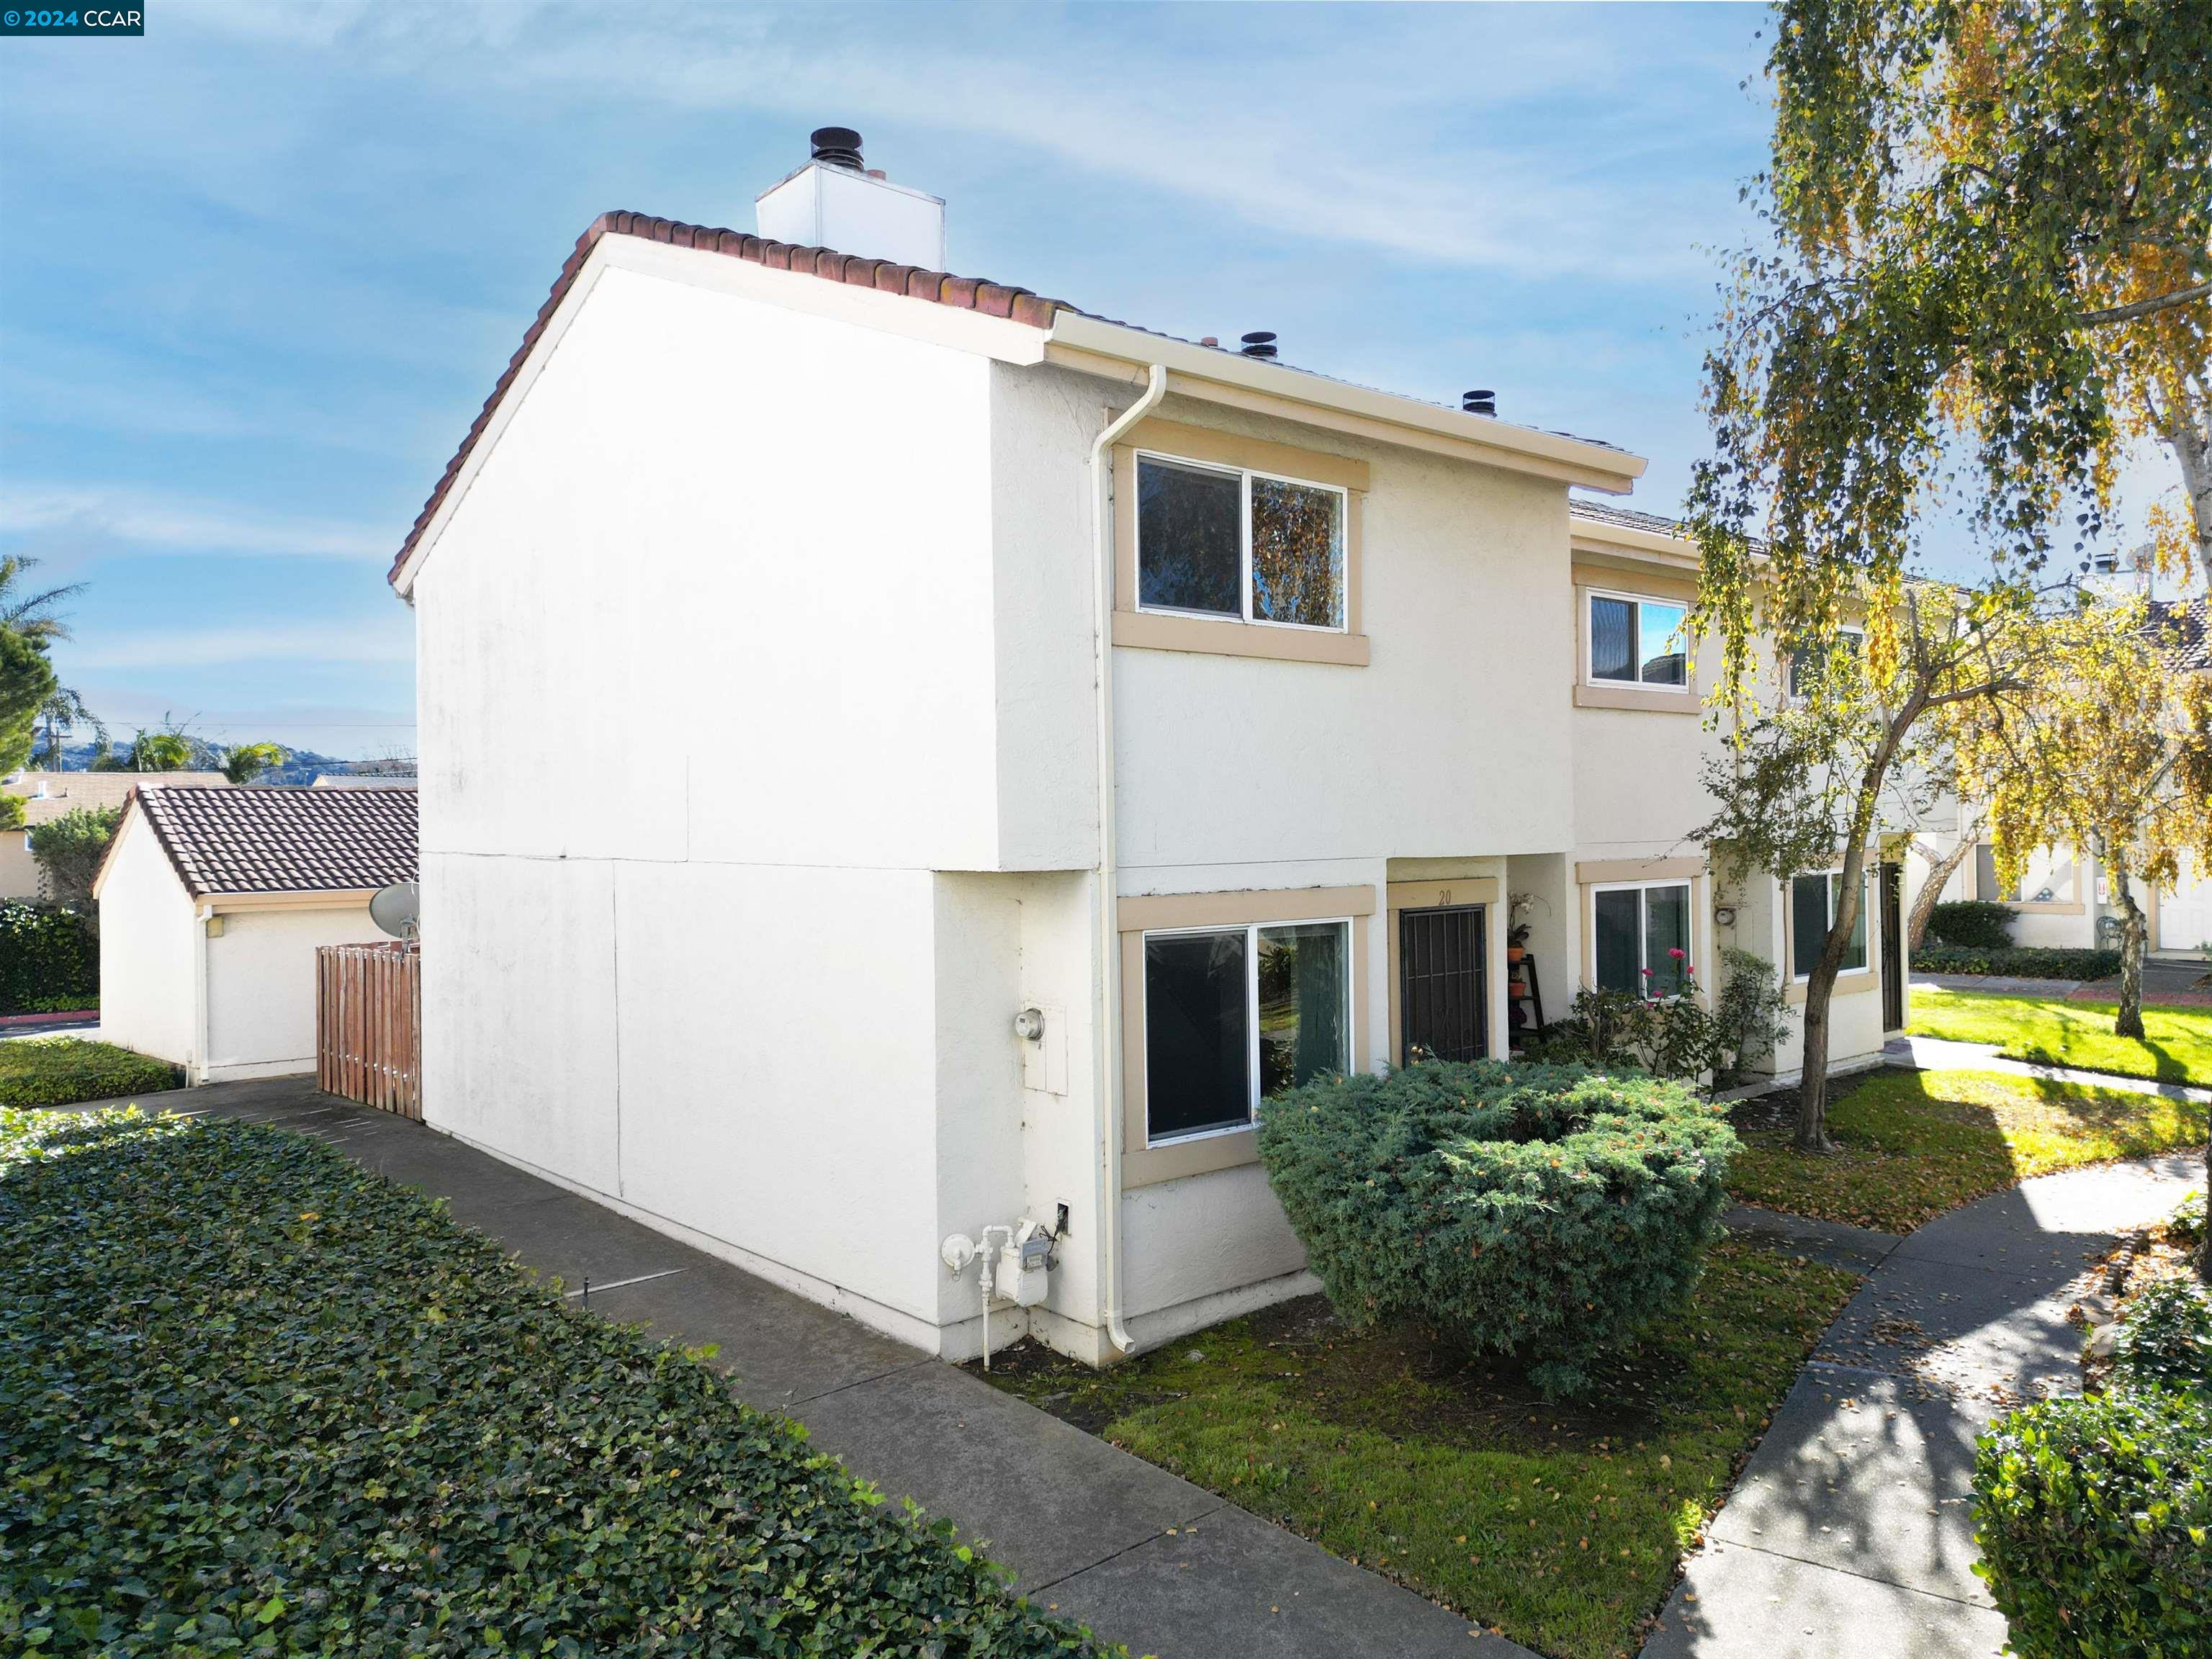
[1143, 919, 1350, 1144]
[1791, 871, 1867, 978]
[1593, 881, 1692, 995]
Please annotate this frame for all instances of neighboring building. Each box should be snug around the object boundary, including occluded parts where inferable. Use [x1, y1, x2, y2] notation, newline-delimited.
[92, 787, 417, 1082]
[311, 773, 421, 789]
[0, 770, 233, 901]
[1919, 595, 2212, 958]
[390, 131, 1907, 1368]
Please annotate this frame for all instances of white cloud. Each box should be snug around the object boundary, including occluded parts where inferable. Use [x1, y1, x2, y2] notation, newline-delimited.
[63, 624, 413, 672]
[0, 485, 388, 560]
[184, 2, 1757, 283]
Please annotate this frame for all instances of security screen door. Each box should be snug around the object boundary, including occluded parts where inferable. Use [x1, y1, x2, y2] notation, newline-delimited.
[1399, 906, 1487, 1063]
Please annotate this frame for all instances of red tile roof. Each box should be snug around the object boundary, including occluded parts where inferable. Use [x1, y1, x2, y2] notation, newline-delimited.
[127, 786, 418, 899]
[387, 212, 1074, 588]
[390, 211, 1640, 590]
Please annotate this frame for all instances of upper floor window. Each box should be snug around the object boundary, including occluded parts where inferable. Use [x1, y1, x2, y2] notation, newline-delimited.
[1790, 870, 1868, 979]
[1587, 591, 1688, 689]
[1788, 627, 1865, 697]
[1137, 454, 1347, 632]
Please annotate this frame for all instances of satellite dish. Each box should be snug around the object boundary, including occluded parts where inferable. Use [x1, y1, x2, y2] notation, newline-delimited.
[370, 880, 421, 941]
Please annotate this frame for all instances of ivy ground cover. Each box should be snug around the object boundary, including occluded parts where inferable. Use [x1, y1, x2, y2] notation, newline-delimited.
[1729, 1067, 2206, 1233]
[978, 1239, 1856, 1659]
[0, 1106, 1106, 1658]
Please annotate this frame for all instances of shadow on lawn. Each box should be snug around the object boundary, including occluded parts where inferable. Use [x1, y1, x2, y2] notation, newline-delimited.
[2015, 1034, 2193, 1086]
[1729, 1064, 2205, 1235]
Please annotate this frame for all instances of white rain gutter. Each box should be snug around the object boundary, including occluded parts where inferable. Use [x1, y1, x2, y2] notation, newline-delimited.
[1088, 362, 1168, 1354]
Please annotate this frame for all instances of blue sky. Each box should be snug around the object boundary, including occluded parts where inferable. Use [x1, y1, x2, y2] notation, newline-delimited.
[1, 1, 1777, 760]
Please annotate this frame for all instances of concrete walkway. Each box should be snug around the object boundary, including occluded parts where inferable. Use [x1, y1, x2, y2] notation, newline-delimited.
[1645, 1152, 2202, 1659]
[92, 1077, 1523, 1659]
[1883, 1033, 2212, 1105]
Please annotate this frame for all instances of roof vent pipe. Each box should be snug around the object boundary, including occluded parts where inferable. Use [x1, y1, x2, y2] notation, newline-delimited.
[809, 126, 865, 171]
[1462, 389, 1496, 416]
[1240, 331, 1278, 359]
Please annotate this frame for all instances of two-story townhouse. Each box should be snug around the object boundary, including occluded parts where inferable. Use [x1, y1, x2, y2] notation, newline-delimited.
[392, 132, 1904, 1368]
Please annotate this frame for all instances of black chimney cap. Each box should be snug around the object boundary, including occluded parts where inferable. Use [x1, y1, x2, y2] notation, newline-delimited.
[810, 127, 865, 170]
[1462, 388, 1497, 415]
[1240, 331, 1279, 360]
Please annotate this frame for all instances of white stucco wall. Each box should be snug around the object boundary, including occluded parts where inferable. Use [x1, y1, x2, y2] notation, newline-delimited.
[1719, 864, 1892, 1079]
[1111, 399, 1576, 878]
[413, 251, 1081, 1351]
[93, 813, 197, 1068]
[203, 903, 388, 1082]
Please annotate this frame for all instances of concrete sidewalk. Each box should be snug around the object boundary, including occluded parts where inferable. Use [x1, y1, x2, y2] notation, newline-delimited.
[1645, 1153, 2200, 1659]
[1882, 1033, 2212, 1105]
[101, 1076, 1519, 1659]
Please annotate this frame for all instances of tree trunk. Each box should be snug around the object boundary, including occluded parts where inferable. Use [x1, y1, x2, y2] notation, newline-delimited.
[2108, 854, 2147, 1040]
[1795, 969, 1837, 1151]
[2160, 392, 2212, 597]
[1907, 835, 1976, 949]
[2200, 1138, 2211, 1284]
[1797, 842, 1873, 1152]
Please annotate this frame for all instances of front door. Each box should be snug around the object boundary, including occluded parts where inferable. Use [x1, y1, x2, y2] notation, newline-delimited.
[1879, 860, 1905, 1030]
[1399, 905, 1488, 1063]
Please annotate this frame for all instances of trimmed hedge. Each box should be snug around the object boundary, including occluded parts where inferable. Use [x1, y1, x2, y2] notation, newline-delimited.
[1927, 899, 2017, 949]
[0, 902, 97, 1015]
[2111, 1276, 2211, 1400]
[0, 1107, 1109, 1657]
[0, 1038, 179, 1108]
[1255, 1060, 1736, 1397]
[1973, 1388, 2211, 1658]
[1912, 944, 2123, 980]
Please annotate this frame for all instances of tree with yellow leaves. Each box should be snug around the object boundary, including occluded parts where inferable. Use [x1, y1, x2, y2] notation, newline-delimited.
[1947, 600, 2212, 1037]
[1689, 0, 2211, 1154]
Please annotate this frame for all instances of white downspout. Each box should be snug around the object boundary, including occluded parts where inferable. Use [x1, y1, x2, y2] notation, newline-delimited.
[1089, 362, 1168, 1354]
[192, 902, 215, 1087]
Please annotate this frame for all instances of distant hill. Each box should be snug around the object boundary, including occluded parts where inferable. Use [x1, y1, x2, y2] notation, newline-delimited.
[41, 742, 370, 787]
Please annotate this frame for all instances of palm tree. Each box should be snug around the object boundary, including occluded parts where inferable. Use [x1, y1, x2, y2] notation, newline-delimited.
[35, 686, 105, 770]
[0, 555, 85, 643]
[221, 742, 286, 785]
[124, 726, 195, 772]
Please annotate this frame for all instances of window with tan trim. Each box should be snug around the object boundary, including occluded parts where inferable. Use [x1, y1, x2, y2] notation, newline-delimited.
[1586, 588, 1689, 691]
[1789, 871, 1869, 979]
[1118, 885, 1374, 1187]
[1112, 418, 1369, 667]
[1141, 918, 1353, 1144]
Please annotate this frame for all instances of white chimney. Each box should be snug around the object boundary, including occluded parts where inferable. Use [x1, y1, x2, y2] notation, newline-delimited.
[755, 126, 945, 270]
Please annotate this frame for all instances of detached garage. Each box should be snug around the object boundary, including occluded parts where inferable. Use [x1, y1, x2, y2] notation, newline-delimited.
[93, 786, 418, 1084]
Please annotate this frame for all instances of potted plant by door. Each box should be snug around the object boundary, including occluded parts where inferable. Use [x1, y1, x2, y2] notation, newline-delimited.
[1506, 891, 1544, 964]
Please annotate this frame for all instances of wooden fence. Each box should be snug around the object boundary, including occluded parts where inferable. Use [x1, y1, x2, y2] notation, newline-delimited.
[316, 941, 421, 1118]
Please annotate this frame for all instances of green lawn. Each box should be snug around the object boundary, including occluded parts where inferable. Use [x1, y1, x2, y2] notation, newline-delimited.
[0, 1036, 179, 1107]
[1909, 987, 2212, 1087]
[0, 1106, 1105, 1658]
[981, 1240, 1858, 1659]
[1730, 1067, 2208, 1233]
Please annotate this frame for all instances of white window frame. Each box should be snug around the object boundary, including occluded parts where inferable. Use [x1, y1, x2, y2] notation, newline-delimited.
[1588, 879, 1696, 996]
[1787, 626, 1866, 698]
[1133, 449, 1351, 636]
[1139, 916, 1355, 1148]
[1789, 868, 1871, 982]
[1584, 587, 1691, 693]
